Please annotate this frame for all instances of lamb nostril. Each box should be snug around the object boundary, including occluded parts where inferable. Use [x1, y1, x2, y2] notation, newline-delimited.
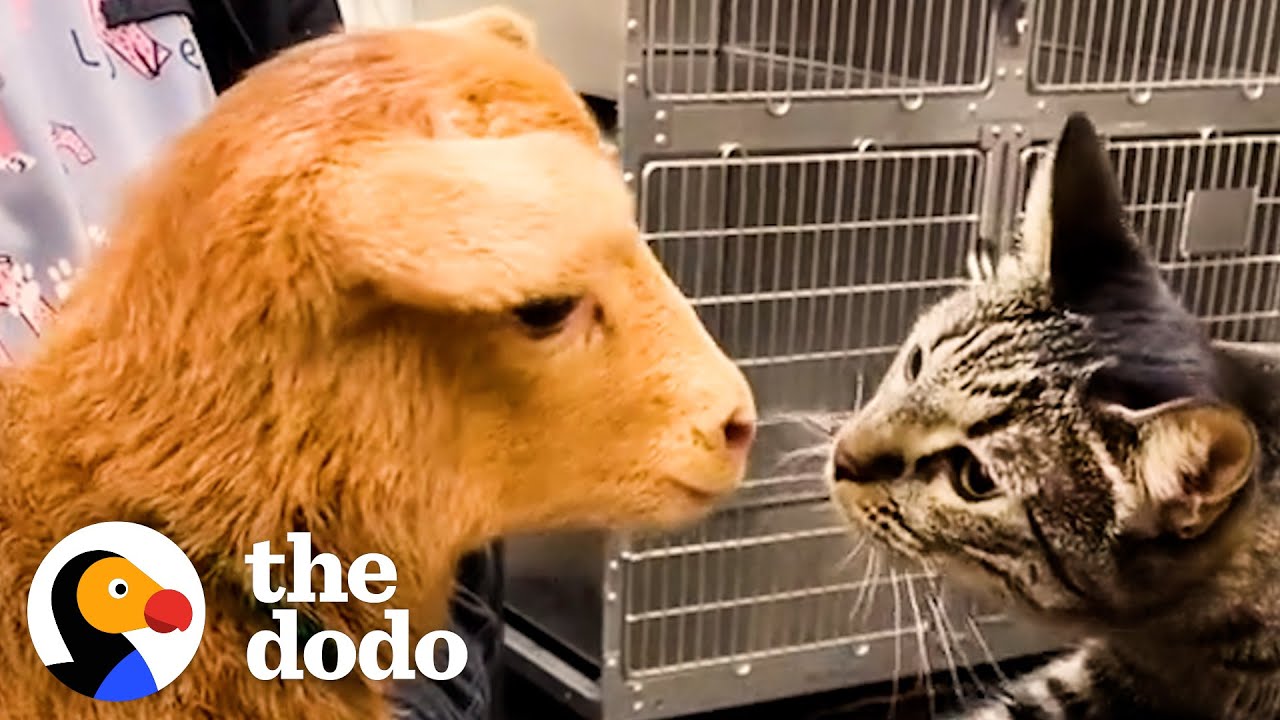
[723, 415, 756, 454]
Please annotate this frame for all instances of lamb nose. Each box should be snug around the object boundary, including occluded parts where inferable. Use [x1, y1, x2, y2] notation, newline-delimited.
[722, 409, 756, 456]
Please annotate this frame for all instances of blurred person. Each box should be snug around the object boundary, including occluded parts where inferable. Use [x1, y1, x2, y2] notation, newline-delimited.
[0, 2, 500, 718]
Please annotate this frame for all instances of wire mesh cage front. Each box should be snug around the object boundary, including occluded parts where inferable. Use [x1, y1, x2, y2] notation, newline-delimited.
[644, 0, 997, 101]
[1016, 134, 1280, 341]
[1029, 0, 1280, 92]
[623, 148, 1011, 681]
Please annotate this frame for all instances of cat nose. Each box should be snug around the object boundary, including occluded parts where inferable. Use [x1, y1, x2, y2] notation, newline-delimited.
[833, 448, 907, 485]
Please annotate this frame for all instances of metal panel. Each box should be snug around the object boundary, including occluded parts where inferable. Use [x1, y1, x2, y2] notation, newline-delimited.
[1029, 0, 1280, 93]
[499, 1, 1280, 718]
[642, 148, 983, 411]
[1015, 134, 1280, 341]
[644, 0, 997, 102]
[605, 147, 1042, 716]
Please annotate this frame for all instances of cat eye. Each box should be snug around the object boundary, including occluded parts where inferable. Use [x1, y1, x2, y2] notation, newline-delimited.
[513, 296, 581, 338]
[904, 345, 924, 381]
[943, 447, 1002, 502]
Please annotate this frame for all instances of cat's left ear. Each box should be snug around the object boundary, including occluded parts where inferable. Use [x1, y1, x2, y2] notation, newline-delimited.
[1020, 113, 1155, 308]
[1107, 400, 1257, 539]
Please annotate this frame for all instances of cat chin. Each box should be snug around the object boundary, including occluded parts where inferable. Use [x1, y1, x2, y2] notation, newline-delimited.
[934, 554, 1095, 626]
[934, 555, 1012, 602]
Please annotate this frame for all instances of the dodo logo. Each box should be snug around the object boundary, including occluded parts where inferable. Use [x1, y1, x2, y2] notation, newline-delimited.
[26, 522, 206, 702]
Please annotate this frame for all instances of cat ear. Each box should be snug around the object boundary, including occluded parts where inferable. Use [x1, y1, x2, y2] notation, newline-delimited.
[1018, 114, 1154, 308]
[1111, 400, 1257, 539]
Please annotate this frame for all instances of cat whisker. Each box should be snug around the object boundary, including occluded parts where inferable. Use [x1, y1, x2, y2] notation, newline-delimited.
[862, 552, 883, 625]
[927, 594, 973, 708]
[888, 568, 904, 720]
[768, 410, 853, 438]
[918, 561, 986, 705]
[903, 573, 937, 718]
[777, 443, 834, 471]
[850, 550, 882, 625]
[834, 533, 871, 574]
[847, 548, 877, 622]
[966, 614, 1012, 686]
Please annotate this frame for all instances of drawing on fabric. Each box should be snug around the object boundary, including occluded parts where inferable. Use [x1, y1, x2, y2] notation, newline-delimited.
[48, 259, 79, 301]
[0, 255, 85, 364]
[0, 106, 35, 175]
[86, 225, 108, 249]
[0, 255, 57, 338]
[49, 122, 96, 166]
[1, 151, 34, 174]
[86, 0, 173, 80]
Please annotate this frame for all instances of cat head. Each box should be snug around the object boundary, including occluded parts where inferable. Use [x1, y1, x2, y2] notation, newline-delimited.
[828, 114, 1258, 625]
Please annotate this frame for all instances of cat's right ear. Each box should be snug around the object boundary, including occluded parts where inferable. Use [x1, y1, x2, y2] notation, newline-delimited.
[1109, 400, 1257, 539]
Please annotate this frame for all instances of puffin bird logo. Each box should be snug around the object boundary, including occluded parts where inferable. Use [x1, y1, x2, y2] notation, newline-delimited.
[48, 550, 193, 701]
[28, 522, 206, 703]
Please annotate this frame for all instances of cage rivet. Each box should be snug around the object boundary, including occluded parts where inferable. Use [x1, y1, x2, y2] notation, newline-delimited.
[626, 72, 639, 87]
[990, 125, 1002, 137]
[1128, 87, 1153, 105]
[629, 681, 644, 692]
[622, 171, 635, 184]
[1014, 67, 1025, 79]
[967, 102, 978, 114]
[734, 663, 752, 676]
[1013, 124, 1025, 137]
[633, 701, 645, 712]
[654, 109, 668, 122]
[607, 590, 619, 602]
[1243, 83, 1265, 101]
[626, 18, 640, 33]
[655, 133, 669, 146]
[609, 560, 621, 571]
[1036, 100, 1048, 112]
[996, 66, 1008, 79]
[855, 643, 871, 657]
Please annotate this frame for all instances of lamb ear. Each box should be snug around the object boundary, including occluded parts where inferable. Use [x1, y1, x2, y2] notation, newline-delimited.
[425, 6, 538, 50]
[319, 132, 633, 313]
[1117, 400, 1257, 539]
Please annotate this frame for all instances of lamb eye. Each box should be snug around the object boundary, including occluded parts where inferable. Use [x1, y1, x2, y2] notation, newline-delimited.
[513, 296, 580, 336]
[905, 345, 924, 381]
[109, 579, 128, 599]
[945, 447, 1001, 502]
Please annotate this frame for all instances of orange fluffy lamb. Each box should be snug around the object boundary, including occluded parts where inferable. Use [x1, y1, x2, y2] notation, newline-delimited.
[0, 8, 756, 718]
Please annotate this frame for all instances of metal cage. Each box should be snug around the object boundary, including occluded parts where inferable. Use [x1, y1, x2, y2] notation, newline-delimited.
[643, 148, 983, 409]
[1015, 134, 1280, 342]
[645, 0, 998, 101]
[501, 1, 1280, 718]
[1028, 0, 1280, 93]
[628, 148, 993, 678]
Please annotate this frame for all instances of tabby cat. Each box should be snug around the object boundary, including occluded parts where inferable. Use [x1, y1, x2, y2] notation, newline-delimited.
[827, 113, 1280, 719]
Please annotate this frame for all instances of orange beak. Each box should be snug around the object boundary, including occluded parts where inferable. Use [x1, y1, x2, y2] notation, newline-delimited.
[143, 588, 192, 633]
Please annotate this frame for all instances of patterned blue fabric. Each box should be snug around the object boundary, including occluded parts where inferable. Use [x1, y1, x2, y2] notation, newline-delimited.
[0, 0, 214, 362]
